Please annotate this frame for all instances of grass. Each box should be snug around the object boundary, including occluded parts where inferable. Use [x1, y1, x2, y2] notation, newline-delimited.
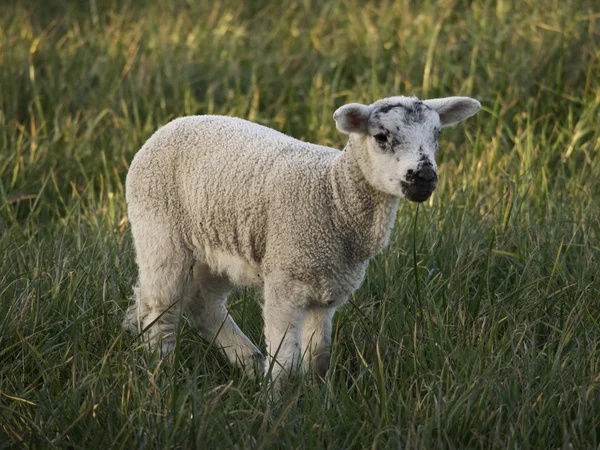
[1, 0, 600, 447]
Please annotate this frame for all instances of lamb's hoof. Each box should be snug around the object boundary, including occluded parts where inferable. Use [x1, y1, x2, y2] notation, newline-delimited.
[122, 305, 139, 333]
[133, 328, 176, 361]
[157, 336, 176, 358]
[251, 351, 266, 376]
[312, 352, 331, 378]
[238, 350, 266, 378]
[265, 358, 303, 397]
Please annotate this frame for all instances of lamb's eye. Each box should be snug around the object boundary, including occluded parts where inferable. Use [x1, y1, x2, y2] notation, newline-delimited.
[374, 133, 388, 144]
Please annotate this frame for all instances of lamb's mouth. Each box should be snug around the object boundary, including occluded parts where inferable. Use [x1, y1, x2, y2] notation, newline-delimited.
[401, 181, 437, 203]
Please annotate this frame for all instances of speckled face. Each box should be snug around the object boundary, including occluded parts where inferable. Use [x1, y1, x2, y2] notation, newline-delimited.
[365, 98, 441, 202]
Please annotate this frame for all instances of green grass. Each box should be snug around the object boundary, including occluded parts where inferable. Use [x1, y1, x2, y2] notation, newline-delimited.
[1, 0, 600, 448]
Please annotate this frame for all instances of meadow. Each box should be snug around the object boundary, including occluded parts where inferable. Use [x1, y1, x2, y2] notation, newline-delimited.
[1, 0, 600, 448]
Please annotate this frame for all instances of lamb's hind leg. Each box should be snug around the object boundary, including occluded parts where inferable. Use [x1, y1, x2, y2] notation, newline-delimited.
[184, 262, 264, 376]
[123, 215, 191, 356]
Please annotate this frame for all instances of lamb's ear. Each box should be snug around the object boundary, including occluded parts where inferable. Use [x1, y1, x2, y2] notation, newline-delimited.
[423, 97, 481, 127]
[333, 103, 371, 135]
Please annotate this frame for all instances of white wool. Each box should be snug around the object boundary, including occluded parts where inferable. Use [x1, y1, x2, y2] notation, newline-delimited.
[123, 95, 480, 384]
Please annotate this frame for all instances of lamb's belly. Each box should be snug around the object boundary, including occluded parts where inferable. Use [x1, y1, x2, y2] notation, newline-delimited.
[201, 245, 263, 286]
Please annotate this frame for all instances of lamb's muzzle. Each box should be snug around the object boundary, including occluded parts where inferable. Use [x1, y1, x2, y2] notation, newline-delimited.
[401, 163, 438, 203]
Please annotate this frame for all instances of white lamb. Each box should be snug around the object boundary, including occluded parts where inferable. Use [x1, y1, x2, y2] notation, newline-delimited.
[123, 95, 481, 384]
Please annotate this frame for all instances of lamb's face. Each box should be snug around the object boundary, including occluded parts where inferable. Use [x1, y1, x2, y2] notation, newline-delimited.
[364, 98, 440, 201]
[333, 95, 481, 202]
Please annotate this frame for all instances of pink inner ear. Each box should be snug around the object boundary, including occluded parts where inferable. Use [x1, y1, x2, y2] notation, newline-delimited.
[351, 114, 361, 128]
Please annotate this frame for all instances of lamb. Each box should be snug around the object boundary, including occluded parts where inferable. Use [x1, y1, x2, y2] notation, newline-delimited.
[123, 95, 481, 385]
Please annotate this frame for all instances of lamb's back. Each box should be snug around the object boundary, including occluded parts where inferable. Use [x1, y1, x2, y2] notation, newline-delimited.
[127, 115, 339, 267]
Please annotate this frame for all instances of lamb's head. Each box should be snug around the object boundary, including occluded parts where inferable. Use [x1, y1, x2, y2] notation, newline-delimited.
[333, 96, 481, 202]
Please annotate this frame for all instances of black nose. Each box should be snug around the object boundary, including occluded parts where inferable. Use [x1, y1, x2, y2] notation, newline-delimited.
[416, 165, 437, 182]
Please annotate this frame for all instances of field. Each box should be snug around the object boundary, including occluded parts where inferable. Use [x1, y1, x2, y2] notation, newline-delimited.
[1, 0, 600, 448]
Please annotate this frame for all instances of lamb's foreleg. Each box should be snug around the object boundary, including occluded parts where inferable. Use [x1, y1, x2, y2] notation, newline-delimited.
[263, 276, 307, 388]
[301, 306, 336, 377]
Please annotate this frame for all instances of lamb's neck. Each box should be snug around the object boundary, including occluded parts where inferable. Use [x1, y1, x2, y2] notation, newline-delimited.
[329, 136, 400, 260]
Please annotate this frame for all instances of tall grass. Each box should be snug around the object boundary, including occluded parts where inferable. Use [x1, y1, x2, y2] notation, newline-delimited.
[1, 0, 599, 448]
